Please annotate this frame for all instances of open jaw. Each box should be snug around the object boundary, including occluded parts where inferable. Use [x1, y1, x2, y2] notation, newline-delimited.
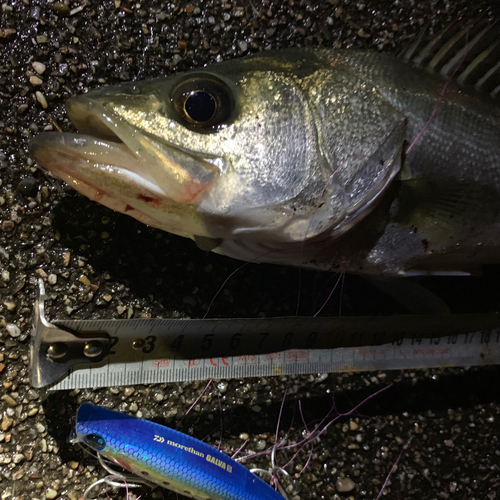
[29, 95, 222, 237]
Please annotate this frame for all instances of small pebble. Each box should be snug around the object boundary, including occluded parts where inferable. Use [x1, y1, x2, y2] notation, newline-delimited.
[1, 394, 17, 406]
[0, 28, 16, 38]
[53, 2, 70, 16]
[153, 392, 164, 402]
[123, 387, 135, 397]
[6, 323, 21, 337]
[27, 389, 39, 400]
[30, 75, 43, 86]
[35, 91, 48, 109]
[217, 381, 228, 394]
[62, 252, 71, 266]
[1, 417, 13, 431]
[32, 62, 46, 74]
[18, 176, 39, 198]
[79, 275, 91, 286]
[2, 221, 14, 232]
[48, 274, 57, 285]
[239, 433, 249, 440]
[255, 439, 266, 451]
[46, 488, 58, 499]
[68, 460, 79, 469]
[35, 422, 46, 433]
[336, 477, 356, 493]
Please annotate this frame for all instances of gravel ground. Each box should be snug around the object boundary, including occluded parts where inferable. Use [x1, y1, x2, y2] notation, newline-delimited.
[1, 0, 500, 499]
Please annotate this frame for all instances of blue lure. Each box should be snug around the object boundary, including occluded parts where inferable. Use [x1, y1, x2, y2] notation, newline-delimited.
[72, 403, 284, 500]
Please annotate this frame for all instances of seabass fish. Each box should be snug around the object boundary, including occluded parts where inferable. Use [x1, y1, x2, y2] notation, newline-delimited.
[30, 22, 500, 276]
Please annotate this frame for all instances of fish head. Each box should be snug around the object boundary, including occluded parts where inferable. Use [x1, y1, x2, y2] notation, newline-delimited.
[31, 50, 405, 265]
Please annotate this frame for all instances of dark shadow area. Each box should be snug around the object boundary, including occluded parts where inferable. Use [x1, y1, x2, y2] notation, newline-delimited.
[52, 194, 500, 319]
[41, 391, 83, 465]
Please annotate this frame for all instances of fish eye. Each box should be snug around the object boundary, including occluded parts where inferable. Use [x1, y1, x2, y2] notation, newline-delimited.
[185, 91, 216, 123]
[171, 74, 233, 132]
[83, 433, 106, 451]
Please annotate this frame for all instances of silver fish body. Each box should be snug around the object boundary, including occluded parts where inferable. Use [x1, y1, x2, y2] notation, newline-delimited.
[30, 23, 500, 276]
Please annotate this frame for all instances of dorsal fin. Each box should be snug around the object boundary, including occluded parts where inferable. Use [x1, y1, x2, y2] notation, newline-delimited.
[399, 18, 500, 98]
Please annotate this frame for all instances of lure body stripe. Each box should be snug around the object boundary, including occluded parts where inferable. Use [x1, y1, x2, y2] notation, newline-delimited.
[74, 403, 284, 500]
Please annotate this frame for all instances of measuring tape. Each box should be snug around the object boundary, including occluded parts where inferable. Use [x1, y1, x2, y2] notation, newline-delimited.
[30, 281, 500, 390]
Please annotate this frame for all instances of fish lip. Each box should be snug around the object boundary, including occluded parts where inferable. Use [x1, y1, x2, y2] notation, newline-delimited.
[69, 94, 224, 203]
[65, 95, 126, 143]
[32, 93, 224, 205]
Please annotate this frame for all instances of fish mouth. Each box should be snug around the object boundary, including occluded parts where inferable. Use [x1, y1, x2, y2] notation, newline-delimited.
[30, 93, 223, 212]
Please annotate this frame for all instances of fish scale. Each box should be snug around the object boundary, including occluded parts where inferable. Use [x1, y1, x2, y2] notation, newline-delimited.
[73, 403, 284, 500]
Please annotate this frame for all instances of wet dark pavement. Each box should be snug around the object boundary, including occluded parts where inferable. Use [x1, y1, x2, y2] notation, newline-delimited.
[1, 1, 500, 499]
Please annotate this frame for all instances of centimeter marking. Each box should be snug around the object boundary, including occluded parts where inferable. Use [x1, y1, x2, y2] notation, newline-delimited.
[53, 314, 500, 356]
[50, 325, 500, 390]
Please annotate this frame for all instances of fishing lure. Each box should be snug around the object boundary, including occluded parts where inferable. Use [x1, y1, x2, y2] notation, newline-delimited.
[71, 403, 285, 500]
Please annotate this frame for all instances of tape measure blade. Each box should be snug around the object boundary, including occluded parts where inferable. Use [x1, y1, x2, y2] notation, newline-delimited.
[49, 333, 500, 390]
[51, 314, 500, 360]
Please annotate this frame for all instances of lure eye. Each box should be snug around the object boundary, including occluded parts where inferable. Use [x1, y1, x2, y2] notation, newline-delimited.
[171, 74, 233, 132]
[83, 433, 106, 451]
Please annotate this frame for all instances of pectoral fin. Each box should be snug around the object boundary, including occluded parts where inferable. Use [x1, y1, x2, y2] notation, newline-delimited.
[392, 178, 500, 248]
